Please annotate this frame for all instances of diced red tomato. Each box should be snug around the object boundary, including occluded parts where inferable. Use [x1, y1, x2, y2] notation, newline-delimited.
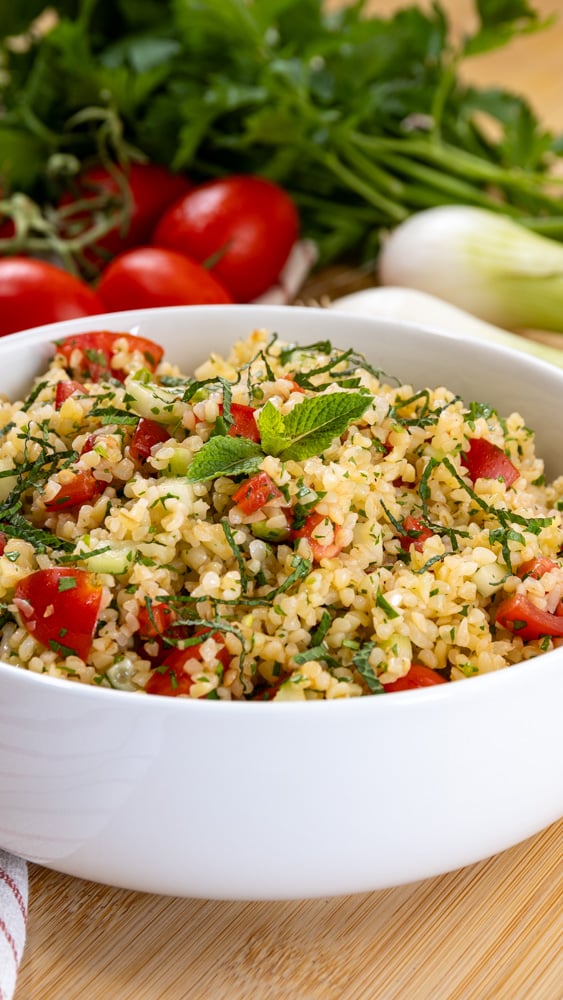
[44, 470, 103, 511]
[292, 511, 343, 561]
[231, 471, 282, 515]
[14, 568, 103, 660]
[517, 557, 559, 580]
[55, 380, 85, 409]
[80, 434, 97, 455]
[0, 531, 6, 555]
[145, 659, 195, 697]
[145, 629, 230, 697]
[461, 438, 519, 487]
[129, 418, 170, 462]
[224, 402, 260, 443]
[383, 663, 447, 692]
[54, 330, 163, 383]
[284, 375, 305, 393]
[137, 601, 177, 640]
[398, 515, 433, 552]
[495, 593, 563, 641]
[253, 682, 283, 701]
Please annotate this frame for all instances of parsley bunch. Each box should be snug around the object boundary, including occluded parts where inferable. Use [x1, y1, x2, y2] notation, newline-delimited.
[1, 0, 562, 267]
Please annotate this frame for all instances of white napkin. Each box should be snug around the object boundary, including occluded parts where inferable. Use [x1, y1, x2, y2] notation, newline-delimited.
[0, 850, 28, 1000]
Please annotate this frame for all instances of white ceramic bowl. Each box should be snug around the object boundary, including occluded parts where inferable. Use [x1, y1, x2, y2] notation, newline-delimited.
[0, 304, 562, 899]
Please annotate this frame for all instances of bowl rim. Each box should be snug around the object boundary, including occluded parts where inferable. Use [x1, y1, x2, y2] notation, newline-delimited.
[1, 301, 562, 712]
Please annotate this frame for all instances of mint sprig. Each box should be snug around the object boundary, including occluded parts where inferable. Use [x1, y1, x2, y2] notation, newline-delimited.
[257, 392, 372, 462]
[186, 437, 263, 483]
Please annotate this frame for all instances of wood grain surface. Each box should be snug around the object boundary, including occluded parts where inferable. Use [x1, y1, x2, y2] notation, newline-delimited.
[15, 3, 563, 998]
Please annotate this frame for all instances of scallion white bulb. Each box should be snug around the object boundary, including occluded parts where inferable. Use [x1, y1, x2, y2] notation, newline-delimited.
[378, 206, 563, 333]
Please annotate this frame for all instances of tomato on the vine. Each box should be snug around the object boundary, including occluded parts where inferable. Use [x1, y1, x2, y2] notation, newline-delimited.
[59, 162, 192, 268]
[153, 175, 299, 302]
[96, 246, 233, 311]
[0, 258, 104, 337]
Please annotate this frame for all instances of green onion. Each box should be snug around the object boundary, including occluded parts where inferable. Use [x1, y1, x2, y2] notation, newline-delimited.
[378, 206, 563, 337]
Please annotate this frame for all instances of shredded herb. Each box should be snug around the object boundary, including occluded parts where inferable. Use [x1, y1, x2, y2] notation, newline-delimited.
[353, 643, 385, 694]
[221, 518, 248, 591]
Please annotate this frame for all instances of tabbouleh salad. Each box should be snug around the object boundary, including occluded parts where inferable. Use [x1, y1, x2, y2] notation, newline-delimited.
[0, 326, 563, 700]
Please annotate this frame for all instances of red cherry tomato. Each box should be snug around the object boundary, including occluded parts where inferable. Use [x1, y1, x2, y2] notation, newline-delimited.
[495, 593, 563, 641]
[398, 515, 433, 552]
[383, 663, 447, 692]
[44, 469, 103, 511]
[55, 330, 163, 382]
[292, 511, 343, 561]
[153, 175, 299, 302]
[96, 247, 233, 311]
[231, 471, 282, 515]
[55, 380, 85, 409]
[0, 258, 104, 337]
[59, 162, 192, 268]
[14, 568, 103, 661]
[461, 438, 519, 487]
[129, 417, 170, 462]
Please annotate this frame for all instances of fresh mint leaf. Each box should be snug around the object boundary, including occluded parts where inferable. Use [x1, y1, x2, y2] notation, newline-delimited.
[186, 436, 263, 483]
[256, 401, 290, 456]
[258, 392, 372, 463]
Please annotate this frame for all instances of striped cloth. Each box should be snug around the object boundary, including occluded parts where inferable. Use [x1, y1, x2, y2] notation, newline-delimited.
[0, 851, 28, 1000]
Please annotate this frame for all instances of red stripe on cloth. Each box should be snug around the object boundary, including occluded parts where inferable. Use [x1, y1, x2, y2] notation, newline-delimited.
[0, 868, 27, 923]
[0, 914, 20, 967]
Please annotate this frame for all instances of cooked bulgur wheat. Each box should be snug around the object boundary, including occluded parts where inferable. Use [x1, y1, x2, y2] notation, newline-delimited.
[1, 326, 562, 700]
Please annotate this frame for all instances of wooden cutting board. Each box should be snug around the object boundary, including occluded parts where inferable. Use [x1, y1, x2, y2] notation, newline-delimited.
[15, 2, 563, 997]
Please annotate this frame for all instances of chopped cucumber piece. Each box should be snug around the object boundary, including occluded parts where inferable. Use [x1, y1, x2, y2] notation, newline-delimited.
[164, 447, 191, 476]
[251, 520, 291, 543]
[77, 542, 134, 575]
[124, 374, 182, 425]
[273, 679, 307, 701]
[473, 562, 507, 597]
